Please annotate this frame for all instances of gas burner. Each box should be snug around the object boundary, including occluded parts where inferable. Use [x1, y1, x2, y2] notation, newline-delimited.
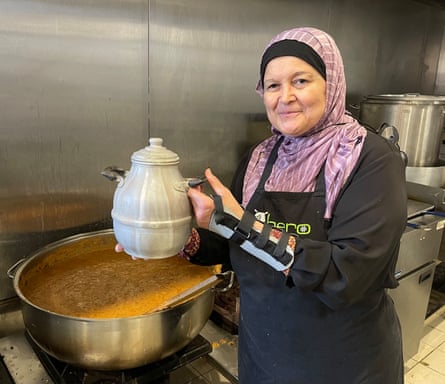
[26, 332, 211, 384]
[1, 321, 240, 384]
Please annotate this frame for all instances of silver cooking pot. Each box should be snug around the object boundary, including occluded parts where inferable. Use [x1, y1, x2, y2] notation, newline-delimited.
[8, 229, 226, 370]
[359, 93, 445, 167]
[102, 137, 201, 260]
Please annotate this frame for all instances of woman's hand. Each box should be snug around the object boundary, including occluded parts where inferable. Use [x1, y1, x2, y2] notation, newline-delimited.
[187, 168, 243, 229]
[114, 243, 139, 260]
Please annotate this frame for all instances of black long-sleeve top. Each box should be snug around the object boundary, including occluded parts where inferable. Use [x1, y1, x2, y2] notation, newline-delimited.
[192, 130, 407, 310]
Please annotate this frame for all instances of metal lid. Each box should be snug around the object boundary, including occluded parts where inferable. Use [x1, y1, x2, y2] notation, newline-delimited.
[131, 137, 180, 165]
[363, 93, 445, 105]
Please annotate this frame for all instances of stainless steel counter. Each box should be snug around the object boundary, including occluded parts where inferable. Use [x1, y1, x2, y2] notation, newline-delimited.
[0, 298, 24, 339]
[201, 320, 238, 382]
[389, 200, 445, 361]
[0, 332, 52, 383]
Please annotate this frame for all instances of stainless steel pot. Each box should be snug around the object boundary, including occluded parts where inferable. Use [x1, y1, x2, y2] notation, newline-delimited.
[359, 94, 445, 166]
[8, 229, 216, 370]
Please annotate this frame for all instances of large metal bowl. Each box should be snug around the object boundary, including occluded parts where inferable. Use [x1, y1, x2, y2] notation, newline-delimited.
[9, 229, 215, 370]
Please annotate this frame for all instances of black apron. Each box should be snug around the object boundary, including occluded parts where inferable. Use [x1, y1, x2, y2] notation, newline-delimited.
[230, 138, 403, 384]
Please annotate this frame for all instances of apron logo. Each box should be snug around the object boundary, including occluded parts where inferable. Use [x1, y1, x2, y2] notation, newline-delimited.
[254, 211, 311, 235]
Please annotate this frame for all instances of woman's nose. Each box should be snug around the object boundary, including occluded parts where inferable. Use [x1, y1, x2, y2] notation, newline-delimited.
[281, 85, 296, 103]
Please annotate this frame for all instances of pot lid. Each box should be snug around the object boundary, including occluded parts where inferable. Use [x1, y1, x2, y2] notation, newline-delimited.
[131, 137, 180, 165]
[363, 93, 445, 105]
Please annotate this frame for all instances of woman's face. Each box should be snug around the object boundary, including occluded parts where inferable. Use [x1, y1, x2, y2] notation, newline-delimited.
[262, 56, 326, 137]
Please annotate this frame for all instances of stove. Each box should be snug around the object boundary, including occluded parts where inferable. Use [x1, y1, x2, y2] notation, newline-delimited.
[0, 331, 211, 384]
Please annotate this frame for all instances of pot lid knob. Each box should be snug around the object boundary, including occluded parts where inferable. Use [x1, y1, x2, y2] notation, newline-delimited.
[131, 137, 180, 165]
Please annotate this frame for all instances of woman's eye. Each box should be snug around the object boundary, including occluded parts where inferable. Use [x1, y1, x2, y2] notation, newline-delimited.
[266, 83, 279, 90]
[294, 78, 308, 86]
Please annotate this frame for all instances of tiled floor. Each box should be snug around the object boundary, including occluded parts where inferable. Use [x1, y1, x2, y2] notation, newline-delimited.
[171, 306, 445, 384]
[405, 305, 445, 384]
[169, 357, 234, 383]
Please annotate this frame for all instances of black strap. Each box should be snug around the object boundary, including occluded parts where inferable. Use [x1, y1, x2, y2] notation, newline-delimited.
[253, 224, 272, 249]
[213, 194, 225, 224]
[256, 136, 285, 191]
[211, 193, 294, 266]
[230, 211, 256, 245]
[273, 232, 291, 262]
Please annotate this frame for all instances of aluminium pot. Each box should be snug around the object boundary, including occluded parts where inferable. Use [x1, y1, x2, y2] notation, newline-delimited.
[8, 229, 216, 371]
[102, 137, 198, 260]
[359, 94, 445, 167]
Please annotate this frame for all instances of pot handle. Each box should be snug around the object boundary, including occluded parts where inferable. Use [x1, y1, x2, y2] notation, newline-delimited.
[101, 166, 127, 184]
[377, 123, 409, 166]
[214, 270, 235, 292]
[187, 177, 207, 188]
[7, 258, 27, 278]
[174, 177, 208, 193]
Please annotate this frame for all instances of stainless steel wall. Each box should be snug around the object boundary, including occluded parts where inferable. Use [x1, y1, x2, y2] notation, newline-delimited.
[437, 30, 445, 94]
[149, 0, 445, 184]
[0, 0, 149, 300]
[0, 0, 149, 199]
[0, 0, 148, 214]
[0, 0, 444, 300]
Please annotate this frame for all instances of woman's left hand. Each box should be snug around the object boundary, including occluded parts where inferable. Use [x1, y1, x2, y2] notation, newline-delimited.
[115, 243, 124, 253]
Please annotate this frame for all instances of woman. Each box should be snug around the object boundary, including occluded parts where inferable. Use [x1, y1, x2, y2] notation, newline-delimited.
[184, 27, 407, 384]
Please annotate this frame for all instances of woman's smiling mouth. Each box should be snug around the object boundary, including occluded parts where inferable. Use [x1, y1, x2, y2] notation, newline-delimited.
[279, 110, 302, 117]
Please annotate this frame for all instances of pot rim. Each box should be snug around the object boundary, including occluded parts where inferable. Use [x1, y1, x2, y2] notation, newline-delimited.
[11, 229, 209, 321]
[362, 93, 445, 105]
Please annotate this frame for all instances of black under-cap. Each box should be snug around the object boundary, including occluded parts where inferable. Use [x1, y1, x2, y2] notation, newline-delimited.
[260, 39, 326, 86]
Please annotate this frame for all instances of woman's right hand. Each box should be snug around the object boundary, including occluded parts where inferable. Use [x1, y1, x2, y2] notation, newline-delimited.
[187, 168, 243, 229]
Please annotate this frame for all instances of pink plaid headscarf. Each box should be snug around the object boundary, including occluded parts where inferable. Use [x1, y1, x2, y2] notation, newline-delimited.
[243, 27, 367, 219]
